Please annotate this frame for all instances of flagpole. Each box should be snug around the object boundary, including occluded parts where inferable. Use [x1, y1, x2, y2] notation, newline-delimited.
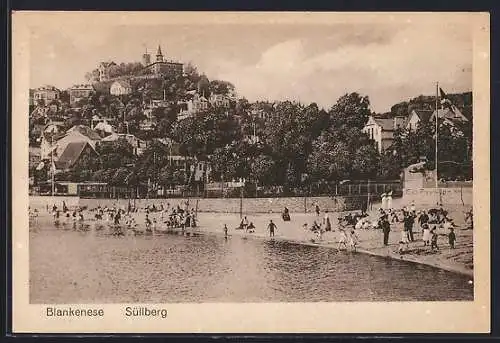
[435, 82, 439, 201]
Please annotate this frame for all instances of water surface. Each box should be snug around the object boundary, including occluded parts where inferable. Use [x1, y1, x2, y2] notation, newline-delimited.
[29, 220, 473, 303]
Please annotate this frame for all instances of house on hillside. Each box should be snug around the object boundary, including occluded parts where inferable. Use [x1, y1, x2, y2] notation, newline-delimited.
[110, 80, 132, 96]
[94, 120, 115, 136]
[178, 93, 210, 120]
[98, 62, 117, 82]
[33, 85, 60, 104]
[362, 116, 397, 153]
[209, 93, 231, 108]
[101, 133, 146, 155]
[154, 138, 192, 168]
[405, 109, 433, 131]
[54, 141, 99, 172]
[41, 125, 101, 160]
[69, 84, 94, 106]
[430, 107, 469, 124]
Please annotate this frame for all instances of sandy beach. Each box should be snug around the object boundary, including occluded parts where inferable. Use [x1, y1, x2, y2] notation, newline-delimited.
[192, 211, 474, 278]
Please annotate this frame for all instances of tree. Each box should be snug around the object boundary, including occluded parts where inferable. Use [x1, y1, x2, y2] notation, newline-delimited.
[96, 138, 136, 170]
[328, 92, 371, 132]
[250, 154, 277, 186]
[351, 144, 380, 179]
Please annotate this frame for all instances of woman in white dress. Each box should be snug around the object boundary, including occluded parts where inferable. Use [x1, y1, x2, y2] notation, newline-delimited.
[422, 223, 431, 246]
[380, 193, 387, 210]
[387, 191, 393, 209]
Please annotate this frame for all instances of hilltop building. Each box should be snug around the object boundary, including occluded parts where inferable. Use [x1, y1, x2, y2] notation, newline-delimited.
[142, 45, 183, 77]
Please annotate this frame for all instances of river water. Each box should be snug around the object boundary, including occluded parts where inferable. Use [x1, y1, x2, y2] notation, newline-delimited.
[29, 217, 473, 303]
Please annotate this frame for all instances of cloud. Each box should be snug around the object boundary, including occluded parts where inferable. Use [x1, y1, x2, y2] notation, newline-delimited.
[215, 24, 472, 112]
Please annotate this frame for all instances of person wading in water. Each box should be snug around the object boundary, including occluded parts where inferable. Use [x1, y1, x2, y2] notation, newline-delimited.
[268, 220, 277, 237]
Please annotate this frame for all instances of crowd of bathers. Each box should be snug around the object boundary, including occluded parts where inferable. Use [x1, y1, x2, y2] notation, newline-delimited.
[31, 200, 199, 236]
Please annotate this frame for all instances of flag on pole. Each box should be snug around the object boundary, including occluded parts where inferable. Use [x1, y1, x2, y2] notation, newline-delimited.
[439, 87, 454, 112]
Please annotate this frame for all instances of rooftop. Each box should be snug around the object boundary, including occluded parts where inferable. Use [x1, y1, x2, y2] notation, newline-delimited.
[55, 141, 97, 170]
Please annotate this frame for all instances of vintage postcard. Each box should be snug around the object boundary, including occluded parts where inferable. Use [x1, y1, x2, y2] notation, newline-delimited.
[11, 11, 490, 333]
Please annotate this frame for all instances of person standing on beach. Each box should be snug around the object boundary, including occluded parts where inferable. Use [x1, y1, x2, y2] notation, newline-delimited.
[422, 223, 431, 246]
[268, 220, 277, 237]
[400, 227, 410, 251]
[381, 216, 391, 246]
[315, 204, 320, 216]
[387, 191, 393, 209]
[448, 228, 456, 249]
[323, 210, 332, 232]
[223, 224, 228, 239]
[404, 212, 415, 242]
[418, 210, 429, 231]
[430, 227, 439, 251]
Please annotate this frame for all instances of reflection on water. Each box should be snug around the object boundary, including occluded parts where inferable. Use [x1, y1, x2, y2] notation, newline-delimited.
[29, 219, 473, 303]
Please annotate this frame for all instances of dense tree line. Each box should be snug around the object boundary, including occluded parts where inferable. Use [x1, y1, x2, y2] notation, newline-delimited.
[31, 61, 472, 191]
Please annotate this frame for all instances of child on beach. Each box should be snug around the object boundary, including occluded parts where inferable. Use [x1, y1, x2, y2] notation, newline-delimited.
[337, 229, 348, 251]
[400, 228, 410, 251]
[430, 228, 439, 251]
[348, 229, 359, 251]
[145, 214, 152, 232]
[448, 228, 456, 249]
[422, 223, 431, 246]
[316, 225, 324, 241]
[247, 222, 255, 233]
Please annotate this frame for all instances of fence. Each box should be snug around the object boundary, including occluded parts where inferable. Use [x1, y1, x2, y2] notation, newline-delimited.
[50, 180, 403, 200]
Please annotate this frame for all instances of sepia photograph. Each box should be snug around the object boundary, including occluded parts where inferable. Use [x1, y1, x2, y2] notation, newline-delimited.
[12, 11, 490, 333]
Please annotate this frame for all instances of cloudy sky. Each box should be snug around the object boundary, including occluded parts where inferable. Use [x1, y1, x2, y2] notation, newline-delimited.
[29, 15, 473, 113]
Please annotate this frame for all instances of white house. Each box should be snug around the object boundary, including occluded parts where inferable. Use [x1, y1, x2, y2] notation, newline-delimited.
[209, 93, 231, 108]
[110, 80, 132, 96]
[68, 84, 94, 105]
[178, 93, 210, 120]
[33, 85, 60, 103]
[362, 116, 397, 153]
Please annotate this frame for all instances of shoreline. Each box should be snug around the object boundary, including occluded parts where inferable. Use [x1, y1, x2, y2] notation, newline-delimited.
[174, 224, 474, 278]
[30, 208, 474, 279]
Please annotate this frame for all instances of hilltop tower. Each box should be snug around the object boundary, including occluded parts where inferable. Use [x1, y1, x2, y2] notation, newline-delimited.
[156, 45, 164, 63]
[142, 47, 151, 66]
